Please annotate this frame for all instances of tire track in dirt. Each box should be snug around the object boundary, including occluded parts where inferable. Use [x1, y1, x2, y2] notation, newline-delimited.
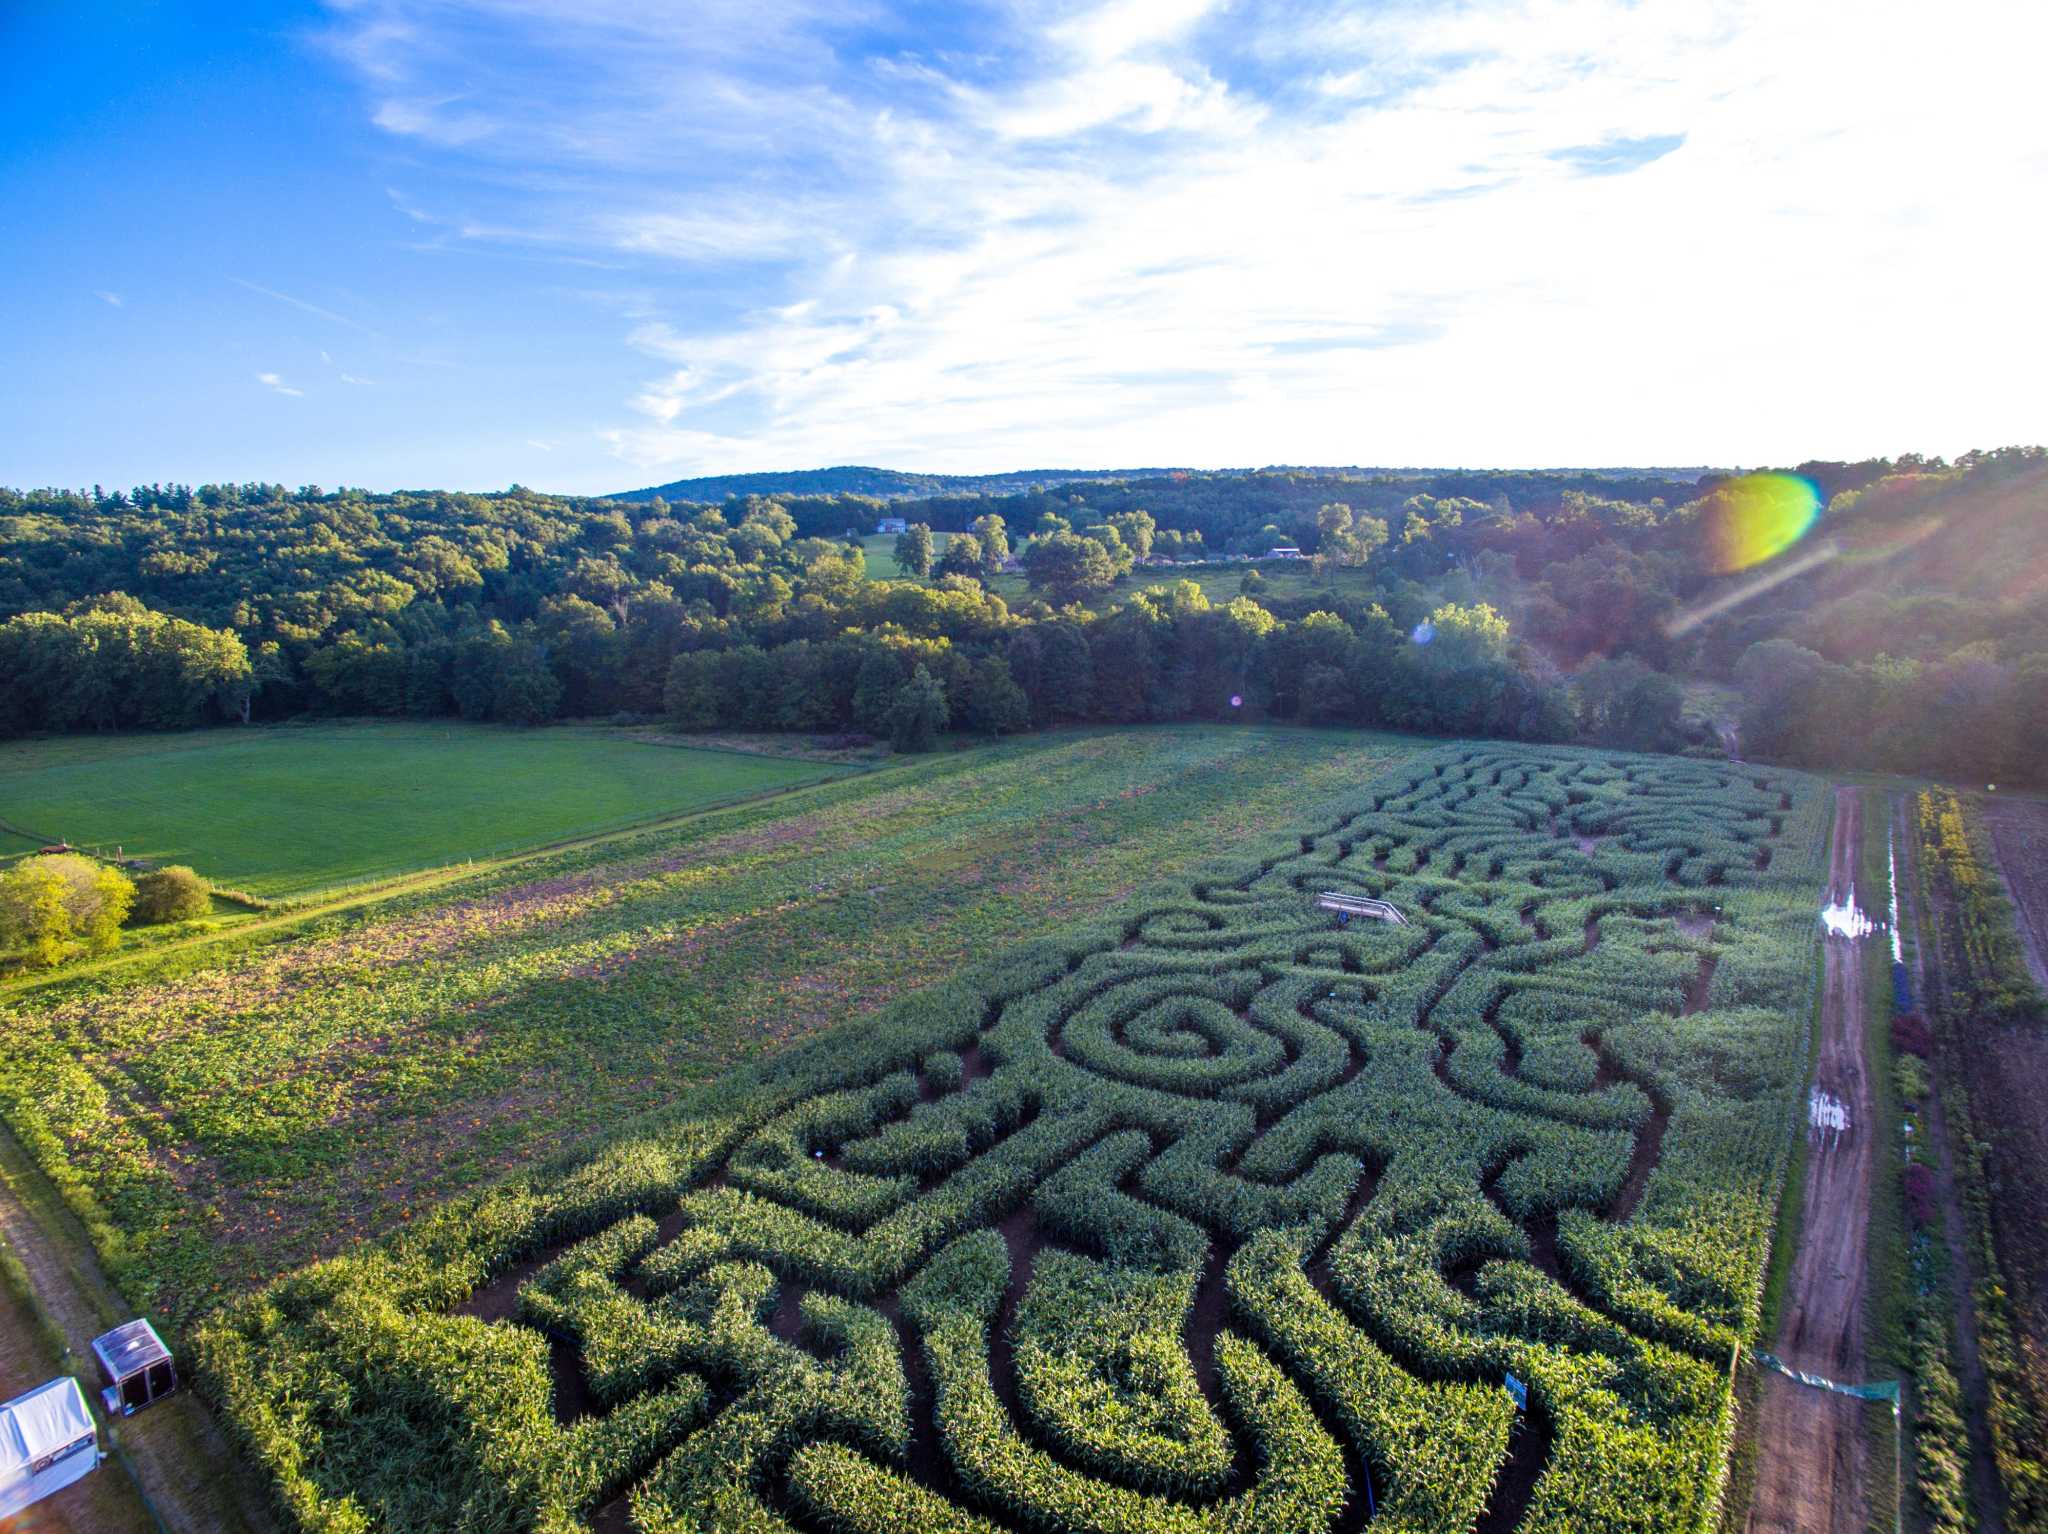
[1746, 786, 1874, 1534]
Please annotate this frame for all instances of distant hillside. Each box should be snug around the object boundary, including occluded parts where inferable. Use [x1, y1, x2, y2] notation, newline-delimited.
[612, 463, 1721, 502]
[611, 465, 1187, 502]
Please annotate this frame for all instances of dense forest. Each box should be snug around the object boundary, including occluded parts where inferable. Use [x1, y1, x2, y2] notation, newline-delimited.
[1, 449, 2043, 780]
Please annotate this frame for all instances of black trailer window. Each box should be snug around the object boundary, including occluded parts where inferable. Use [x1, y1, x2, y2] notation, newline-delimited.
[121, 1372, 148, 1410]
[146, 1361, 174, 1398]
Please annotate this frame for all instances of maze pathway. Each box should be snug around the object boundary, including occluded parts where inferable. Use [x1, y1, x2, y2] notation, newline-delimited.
[208, 745, 1828, 1534]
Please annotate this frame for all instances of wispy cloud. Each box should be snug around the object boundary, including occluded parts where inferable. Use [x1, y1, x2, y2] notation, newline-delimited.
[322, 0, 2048, 478]
[94, 290, 124, 308]
[256, 371, 304, 397]
[339, 372, 376, 385]
[233, 276, 380, 336]
[525, 438, 556, 451]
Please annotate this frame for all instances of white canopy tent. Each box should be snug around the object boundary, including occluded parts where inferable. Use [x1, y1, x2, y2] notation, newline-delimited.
[0, 1376, 100, 1517]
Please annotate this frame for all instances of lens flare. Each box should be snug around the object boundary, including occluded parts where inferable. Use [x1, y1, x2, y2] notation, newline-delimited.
[1701, 472, 1821, 574]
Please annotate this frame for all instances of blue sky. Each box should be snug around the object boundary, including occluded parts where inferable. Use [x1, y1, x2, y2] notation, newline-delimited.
[3, 1, 2042, 494]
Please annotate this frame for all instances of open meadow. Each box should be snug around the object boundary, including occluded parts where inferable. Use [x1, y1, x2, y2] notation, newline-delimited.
[0, 724, 852, 896]
[155, 737, 1830, 1534]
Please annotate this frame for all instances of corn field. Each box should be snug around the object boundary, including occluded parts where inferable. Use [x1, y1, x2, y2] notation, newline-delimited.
[199, 743, 1829, 1533]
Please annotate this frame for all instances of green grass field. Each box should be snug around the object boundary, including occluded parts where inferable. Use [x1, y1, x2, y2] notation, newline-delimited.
[0, 724, 855, 895]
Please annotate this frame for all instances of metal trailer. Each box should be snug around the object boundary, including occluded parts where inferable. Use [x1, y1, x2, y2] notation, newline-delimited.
[91, 1318, 177, 1417]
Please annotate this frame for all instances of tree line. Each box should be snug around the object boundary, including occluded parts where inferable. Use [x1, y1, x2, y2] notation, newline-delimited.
[1, 448, 2043, 779]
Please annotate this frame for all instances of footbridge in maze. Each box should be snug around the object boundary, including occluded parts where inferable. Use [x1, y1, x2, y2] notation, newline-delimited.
[218, 746, 1829, 1534]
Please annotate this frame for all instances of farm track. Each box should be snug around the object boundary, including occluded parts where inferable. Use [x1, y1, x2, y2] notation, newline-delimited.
[1894, 793, 2007, 1533]
[1746, 787, 1872, 1534]
[0, 1273, 155, 1533]
[0, 1129, 271, 1534]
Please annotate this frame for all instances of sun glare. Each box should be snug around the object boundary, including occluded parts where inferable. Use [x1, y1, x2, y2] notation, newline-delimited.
[1701, 472, 1822, 574]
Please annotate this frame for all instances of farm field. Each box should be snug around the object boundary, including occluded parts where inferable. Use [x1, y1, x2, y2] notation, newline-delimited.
[0, 726, 1414, 1320]
[1928, 792, 2048, 1529]
[0, 723, 854, 896]
[194, 742, 1831, 1533]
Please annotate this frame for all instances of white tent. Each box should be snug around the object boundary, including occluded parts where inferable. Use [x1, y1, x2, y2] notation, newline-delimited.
[0, 1376, 99, 1518]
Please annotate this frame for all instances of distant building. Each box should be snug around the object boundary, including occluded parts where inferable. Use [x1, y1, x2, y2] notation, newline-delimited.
[876, 517, 909, 535]
[1265, 546, 1305, 560]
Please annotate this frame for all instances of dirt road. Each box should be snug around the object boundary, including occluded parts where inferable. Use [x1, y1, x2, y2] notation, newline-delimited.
[1746, 786, 1875, 1534]
[0, 1276, 154, 1534]
[0, 1132, 271, 1534]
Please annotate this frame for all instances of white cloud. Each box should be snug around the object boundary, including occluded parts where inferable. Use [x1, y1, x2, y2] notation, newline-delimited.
[525, 438, 557, 451]
[339, 372, 376, 385]
[257, 372, 305, 397]
[94, 290, 123, 307]
[328, 0, 2048, 483]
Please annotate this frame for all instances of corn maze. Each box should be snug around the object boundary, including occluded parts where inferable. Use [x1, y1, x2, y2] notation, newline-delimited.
[201, 745, 1829, 1534]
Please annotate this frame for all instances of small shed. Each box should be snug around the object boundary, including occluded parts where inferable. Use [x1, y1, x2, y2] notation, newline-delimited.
[91, 1318, 176, 1417]
[0, 1376, 100, 1518]
[876, 516, 909, 535]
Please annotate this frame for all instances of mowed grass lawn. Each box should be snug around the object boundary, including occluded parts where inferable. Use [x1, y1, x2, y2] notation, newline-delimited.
[0, 723, 854, 895]
[0, 725, 1414, 1318]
